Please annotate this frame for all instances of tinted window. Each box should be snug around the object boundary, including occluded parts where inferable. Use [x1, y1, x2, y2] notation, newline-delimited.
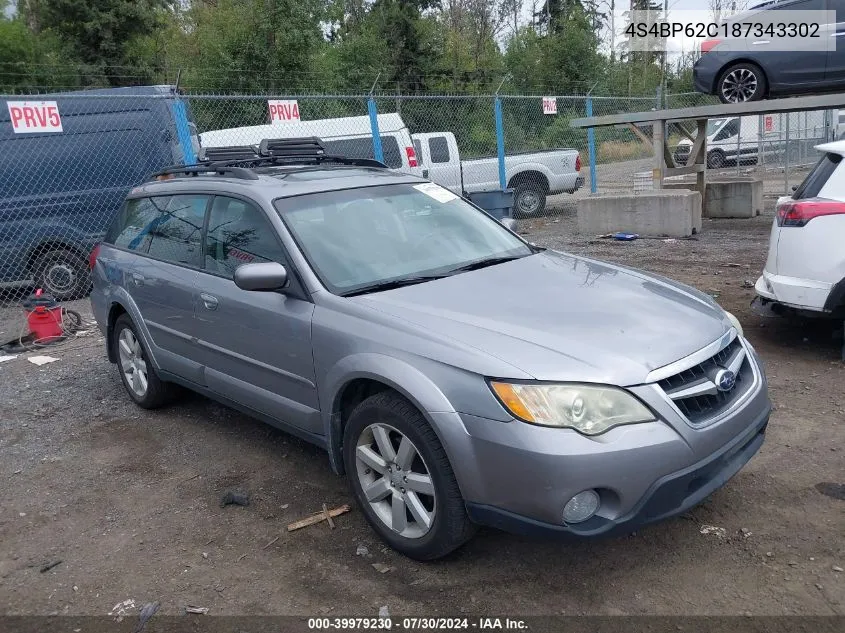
[323, 136, 402, 169]
[428, 137, 451, 163]
[145, 195, 208, 266]
[793, 152, 841, 199]
[205, 197, 286, 278]
[108, 198, 160, 252]
[713, 119, 740, 141]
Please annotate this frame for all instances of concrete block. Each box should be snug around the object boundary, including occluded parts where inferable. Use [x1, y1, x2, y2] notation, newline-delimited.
[664, 177, 763, 218]
[577, 190, 702, 238]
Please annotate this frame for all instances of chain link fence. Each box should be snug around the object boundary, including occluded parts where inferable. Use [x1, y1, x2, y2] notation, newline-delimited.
[0, 86, 839, 300]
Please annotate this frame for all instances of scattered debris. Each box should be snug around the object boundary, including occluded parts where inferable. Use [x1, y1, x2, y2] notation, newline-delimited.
[201, 552, 208, 559]
[372, 563, 391, 574]
[766, 552, 774, 558]
[134, 601, 160, 633]
[740, 527, 752, 538]
[28, 355, 59, 366]
[186, 605, 209, 615]
[834, 566, 843, 573]
[699, 525, 727, 539]
[379, 606, 390, 618]
[109, 599, 136, 621]
[815, 482, 845, 500]
[0, 354, 18, 363]
[723, 263, 742, 268]
[39, 560, 62, 573]
[236, 553, 247, 562]
[741, 279, 755, 288]
[663, 238, 677, 243]
[815, 583, 824, 590]
[356, 544, 369, 557]
[287, 504, 351, 532]
[263, 536, 279, 550]
[281, 504, 289, 509]
[220, 491, 250, 508]
[322, 503, 336, 529]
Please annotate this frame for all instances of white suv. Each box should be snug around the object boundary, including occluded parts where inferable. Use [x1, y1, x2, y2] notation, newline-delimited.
[754, 141, 845, 355]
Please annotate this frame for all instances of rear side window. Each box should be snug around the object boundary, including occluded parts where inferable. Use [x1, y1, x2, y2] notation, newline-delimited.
[793, 152, 842, 199]
[204, 197, 287, 278]
[428, 137, 451, 163]
[323, 136, 402, 169]
[145, 195, 208, 266]
[107, 198, 161, 253]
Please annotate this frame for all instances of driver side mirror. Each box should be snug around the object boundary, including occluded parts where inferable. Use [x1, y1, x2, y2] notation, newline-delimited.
[233, 262, 288, 291]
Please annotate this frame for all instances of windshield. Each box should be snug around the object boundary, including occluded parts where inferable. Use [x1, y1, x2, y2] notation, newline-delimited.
[275, 183, 533, 295]
[707, 118, 727, 136]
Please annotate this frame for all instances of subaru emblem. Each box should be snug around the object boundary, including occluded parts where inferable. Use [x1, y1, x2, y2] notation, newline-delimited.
[715, 369, 737, 392]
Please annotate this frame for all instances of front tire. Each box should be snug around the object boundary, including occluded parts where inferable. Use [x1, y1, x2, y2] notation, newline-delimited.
[717, 63, 766, 103]
[343, 391, 476, 560]
[707, 149, 727, 169]
[113, 314, 178, 409]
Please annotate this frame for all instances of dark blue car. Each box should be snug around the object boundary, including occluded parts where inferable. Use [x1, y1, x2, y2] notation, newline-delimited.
[694, 0, 845, 103]
[0, 85, 198, 298]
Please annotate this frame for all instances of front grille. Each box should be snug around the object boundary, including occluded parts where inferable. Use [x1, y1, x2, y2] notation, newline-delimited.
[658, 337, 754, 426]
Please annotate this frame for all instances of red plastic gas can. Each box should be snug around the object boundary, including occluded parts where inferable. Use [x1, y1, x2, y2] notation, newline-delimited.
[23, 289, 63, 342]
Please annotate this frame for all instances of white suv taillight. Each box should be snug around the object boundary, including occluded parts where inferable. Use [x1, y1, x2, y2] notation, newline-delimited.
[776, 198, 845, 227]
[405, 146, 418, 168]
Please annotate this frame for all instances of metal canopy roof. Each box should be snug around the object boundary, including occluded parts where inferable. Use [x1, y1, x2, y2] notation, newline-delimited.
[570, 93, 845, 128]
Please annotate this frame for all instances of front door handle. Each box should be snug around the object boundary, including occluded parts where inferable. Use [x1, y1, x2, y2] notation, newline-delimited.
[200, 293, 218, 311]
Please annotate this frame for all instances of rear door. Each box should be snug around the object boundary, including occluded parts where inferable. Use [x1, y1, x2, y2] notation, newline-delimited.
[191, 195, 321, 434]
[112, 194, 208, 383]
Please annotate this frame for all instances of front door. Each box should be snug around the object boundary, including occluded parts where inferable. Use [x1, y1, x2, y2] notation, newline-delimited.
[192, 195, 320, 434]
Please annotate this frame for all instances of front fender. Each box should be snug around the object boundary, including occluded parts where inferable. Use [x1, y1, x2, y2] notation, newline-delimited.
[320, 353, 458, 475]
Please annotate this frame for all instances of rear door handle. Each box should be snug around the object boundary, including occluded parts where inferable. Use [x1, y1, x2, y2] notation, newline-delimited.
[200, 293, 219, 311]
[131, 273, 145, 286]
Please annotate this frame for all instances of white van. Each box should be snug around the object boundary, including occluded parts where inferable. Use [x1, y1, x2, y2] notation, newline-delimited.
[674, 112, 829, 168]
[199, 113, 424, 177]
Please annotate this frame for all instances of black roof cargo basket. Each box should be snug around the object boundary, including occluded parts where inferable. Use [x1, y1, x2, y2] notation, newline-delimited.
[259, 136, 327, 158]
[198, 145, 260, 162]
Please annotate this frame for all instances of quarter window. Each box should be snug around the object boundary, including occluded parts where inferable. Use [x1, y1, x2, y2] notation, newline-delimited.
[204, 197, 287, 278]
[108, 198, 159, 253]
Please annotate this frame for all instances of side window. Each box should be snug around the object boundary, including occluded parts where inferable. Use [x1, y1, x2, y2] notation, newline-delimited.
[428, 137, 451, 164]
[322, 136, 403, 169]
[713, 119, 740, 141]
[109, 198, 162, 253]
[205, 197, 287, 278]
[145, 195, 208, 266]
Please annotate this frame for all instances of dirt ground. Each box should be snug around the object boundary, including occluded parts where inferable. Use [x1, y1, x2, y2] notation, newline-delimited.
[0, 201, 843, 618]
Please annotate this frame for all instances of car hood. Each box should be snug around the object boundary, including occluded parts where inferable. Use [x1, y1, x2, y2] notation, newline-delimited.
[351, 251, 730, 386]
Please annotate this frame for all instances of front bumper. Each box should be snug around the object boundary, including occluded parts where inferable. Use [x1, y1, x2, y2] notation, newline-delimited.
[466, 407, 768, 538]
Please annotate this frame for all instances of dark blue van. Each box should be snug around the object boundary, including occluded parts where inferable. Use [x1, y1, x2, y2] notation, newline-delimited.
[0, 85, 198, 298]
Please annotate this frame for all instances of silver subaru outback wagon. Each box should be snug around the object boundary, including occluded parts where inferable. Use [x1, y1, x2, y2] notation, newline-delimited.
[90, 140, 771, 560]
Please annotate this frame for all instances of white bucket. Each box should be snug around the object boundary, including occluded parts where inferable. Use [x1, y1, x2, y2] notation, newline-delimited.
[633, 171, 653, 193]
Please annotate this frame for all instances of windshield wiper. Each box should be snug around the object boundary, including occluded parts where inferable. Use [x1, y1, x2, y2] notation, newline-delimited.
[341, 274, 448, 297]
[445, 254, 525, 274]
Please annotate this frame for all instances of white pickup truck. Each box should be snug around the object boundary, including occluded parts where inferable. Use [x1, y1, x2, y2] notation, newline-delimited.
[412, 132, 583, 217]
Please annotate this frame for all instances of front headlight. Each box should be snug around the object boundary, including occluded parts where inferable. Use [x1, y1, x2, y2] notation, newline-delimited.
[725, 311, 744, 337]
[489, 382, 655, 435]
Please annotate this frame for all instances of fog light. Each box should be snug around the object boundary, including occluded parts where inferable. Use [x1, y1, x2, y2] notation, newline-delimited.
[563, 490, 600, 524]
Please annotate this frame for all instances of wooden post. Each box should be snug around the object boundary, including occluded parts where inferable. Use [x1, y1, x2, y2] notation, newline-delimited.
[652, 119, 664, 189]
[696, 118, 707, 195]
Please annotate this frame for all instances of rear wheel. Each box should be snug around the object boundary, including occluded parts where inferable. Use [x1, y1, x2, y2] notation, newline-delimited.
[707, 149, 727, 169]
[113, 314, 179, 409]
[343, 391, 476, 560]
[512, 180, 547, 218]
[717, 63, 766, 103]
[32, 248, 90, 300]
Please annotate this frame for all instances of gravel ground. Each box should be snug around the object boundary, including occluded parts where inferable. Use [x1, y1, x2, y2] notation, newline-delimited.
[0, 205, 843, 618]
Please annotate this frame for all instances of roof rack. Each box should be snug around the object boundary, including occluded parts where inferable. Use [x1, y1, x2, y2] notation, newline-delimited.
[198, 145, 261, 162]
[217, 136, 388, 169]
[259, 136, 327, 158]
[148, 164, 259, 181]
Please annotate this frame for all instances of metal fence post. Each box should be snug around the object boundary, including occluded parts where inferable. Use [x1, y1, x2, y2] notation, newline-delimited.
[172, 100, 196, 165]
[367, 97, 384, 164]
[586, 96, 597, 193]
[494, 96, 506, 190]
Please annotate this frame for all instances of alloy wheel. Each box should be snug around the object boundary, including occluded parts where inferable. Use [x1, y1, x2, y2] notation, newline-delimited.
[721, 68, 758, 102]
[118, 328, 148, 397]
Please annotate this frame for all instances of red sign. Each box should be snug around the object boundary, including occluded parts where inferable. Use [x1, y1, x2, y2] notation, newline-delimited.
[7, 101, 63, 134]
[542, 97, 557, 115]
[764, 115, 773, 132]
[268, 100, 300, 123]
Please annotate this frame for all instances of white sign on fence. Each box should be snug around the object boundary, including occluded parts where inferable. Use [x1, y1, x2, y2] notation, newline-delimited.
[542, 97, 557, 115]
[6, 101, 63, 133]
[268, 100, 300, 123]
